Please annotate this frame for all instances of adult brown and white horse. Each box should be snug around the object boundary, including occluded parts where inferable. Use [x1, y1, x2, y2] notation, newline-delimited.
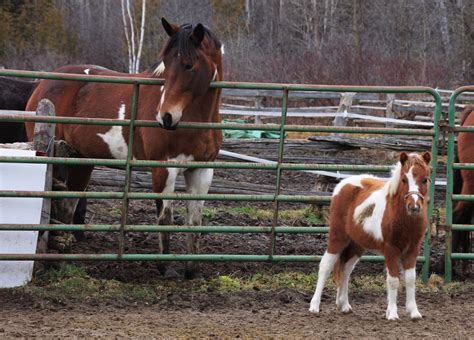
[25, 18, 224, 278]
[452, 105, 474, 266]
[309, 152, 431, 320]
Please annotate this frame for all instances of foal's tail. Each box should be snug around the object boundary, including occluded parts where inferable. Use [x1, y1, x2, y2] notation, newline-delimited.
[333, 242, 358, 287]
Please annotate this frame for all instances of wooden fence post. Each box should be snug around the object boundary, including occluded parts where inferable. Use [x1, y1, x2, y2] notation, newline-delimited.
[385, 94, 395, 128]
[33, 99, 55, 253]
[332, 92, 355, 134]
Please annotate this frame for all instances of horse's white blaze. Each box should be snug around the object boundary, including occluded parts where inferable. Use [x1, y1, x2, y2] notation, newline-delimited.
[153, 61, 165, 76]
[309, 251, 339, 314]
[212, 68, 218, 81]
[353, 183, 388, 241]
[333, 174, 375, 197]
[386, 272, 399, 320]
[406, 166, 420, 203]
[97, 103, 128, 159]
[156, 90, 166, 122]
[84, 68, 90, 75]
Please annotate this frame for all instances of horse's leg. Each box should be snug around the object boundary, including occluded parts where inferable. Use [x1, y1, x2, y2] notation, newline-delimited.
[384, 246, 401, 320]
[152, 168, 177, 277]
[183, 168, 214, 279]
[336, 243, 363, 314]
[310, 202, 349, 314]
[309, 251, 340, 314]
[402, 254, 422, 320]
[63, 165, 93, 240]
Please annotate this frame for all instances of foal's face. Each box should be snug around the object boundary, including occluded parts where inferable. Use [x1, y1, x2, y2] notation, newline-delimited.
[398, 152, 431, 216]
[156, 19, 221, 130]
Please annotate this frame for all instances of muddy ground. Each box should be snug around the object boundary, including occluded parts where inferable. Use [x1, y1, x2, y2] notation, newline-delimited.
[1, 287, 473, 337]
[1, 144, 473, 338]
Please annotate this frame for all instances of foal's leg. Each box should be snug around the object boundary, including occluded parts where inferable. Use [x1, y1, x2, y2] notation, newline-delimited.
[309, 251, 340, 314]
[152, 168, 177, 276]
[402, 255, 422, 320]
[336, 243, 363, 313]
[384, 246, 401, 320]
[183, 168, 214, 279]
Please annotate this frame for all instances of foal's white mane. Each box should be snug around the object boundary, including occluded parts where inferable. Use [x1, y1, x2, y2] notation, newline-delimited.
[388, 161, 402, 196]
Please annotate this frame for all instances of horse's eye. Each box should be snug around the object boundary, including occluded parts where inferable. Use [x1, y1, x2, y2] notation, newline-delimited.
[184, 64, 193, 71]
[422, 178, 428, 184]
[402, 178, 407, 184]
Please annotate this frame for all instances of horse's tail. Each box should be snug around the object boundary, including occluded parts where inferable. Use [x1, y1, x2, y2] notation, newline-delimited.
[332, 242, 357, 287]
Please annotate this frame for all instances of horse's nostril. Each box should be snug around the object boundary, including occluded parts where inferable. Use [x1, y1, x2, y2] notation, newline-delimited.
[162, 113, 173, 130]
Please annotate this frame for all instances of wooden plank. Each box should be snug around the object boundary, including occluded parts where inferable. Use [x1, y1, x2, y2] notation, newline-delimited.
[308, 135, 433, 152]
[222, 88, 378, 100]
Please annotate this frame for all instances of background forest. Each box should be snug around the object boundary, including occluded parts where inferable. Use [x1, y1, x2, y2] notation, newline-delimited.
[0, 0, 472, 88]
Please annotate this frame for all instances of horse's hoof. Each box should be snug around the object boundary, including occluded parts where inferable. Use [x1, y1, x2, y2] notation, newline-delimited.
[409, 310, 422, 320]
[386, 313, 400, 321]
[386, 308, 399, 321]
[73, 231, 86, 242]
[340, 304, 353, 314]
[308, 305, 320, 314]
[164, 267, 179, 279]
[184, 269, 199, 280]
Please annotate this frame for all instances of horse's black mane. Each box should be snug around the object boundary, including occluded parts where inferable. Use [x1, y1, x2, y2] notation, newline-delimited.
[159, 23, 222, 63]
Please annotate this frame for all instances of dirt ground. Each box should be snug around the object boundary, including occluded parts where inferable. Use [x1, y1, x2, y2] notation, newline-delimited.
[0, 288, 472, 338]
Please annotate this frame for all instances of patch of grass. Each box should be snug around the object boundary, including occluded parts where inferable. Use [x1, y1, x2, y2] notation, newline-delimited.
[202, 207, 217, 220]
[17, 265, 474, 304]
[209, 275, 241, 292]
[228, 206, 272, 219]
[228, 206, 324, 224]
[34, 264, 88, 283]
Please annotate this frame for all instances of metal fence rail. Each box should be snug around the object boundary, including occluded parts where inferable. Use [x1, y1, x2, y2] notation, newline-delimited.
[444, 85, 474, 283]
[0, 69, 443, 282]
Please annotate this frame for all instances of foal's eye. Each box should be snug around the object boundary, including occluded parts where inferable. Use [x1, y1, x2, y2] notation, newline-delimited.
[402, 178, 407, 184]
[184, 64, 193, 71]
[422, 178, 428, 184]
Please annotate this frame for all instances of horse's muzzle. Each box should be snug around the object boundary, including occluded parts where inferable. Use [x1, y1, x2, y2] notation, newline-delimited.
[161, 112, 178, 130]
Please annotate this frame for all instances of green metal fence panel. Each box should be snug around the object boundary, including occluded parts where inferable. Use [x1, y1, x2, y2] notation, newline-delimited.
[0, 69, 443, 282]
[445, 85, 474, 283]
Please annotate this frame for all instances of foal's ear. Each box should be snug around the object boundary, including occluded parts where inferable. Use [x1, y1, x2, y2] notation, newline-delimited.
[421, 151, 431, 164]
[162, 18, 179, 37]
[191, 23, 205, 45]
[399, 152, 408, 165]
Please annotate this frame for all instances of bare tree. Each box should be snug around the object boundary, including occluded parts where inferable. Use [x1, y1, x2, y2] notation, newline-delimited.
[121, 0, 147, 73]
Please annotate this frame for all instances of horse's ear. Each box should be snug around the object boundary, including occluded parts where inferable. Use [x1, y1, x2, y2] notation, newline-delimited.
[421, 151, 431, 165]
[191, 23, 205, 45]
[399, 152, 408, 165]
[162, 18, 179, 37]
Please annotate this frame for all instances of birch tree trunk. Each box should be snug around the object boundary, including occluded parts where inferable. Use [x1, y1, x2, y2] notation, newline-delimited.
[121, 0, 147, 74]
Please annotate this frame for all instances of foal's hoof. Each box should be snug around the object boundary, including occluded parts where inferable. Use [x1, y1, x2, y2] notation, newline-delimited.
[308, 305, 320, 314]
[409, 310, 422, 320]
[386, 311, 400, 321]
[340, 303, 353, 314]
